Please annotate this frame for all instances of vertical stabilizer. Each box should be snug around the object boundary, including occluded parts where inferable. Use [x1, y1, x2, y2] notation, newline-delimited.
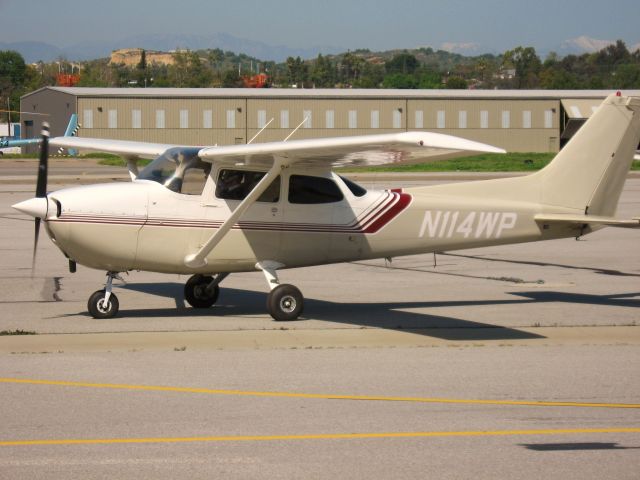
[538, 94, 640, 216]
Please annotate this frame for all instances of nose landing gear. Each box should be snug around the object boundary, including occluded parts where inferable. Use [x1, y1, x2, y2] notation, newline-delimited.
[184, 273, 228, 308]
[87, 272, 123, 319]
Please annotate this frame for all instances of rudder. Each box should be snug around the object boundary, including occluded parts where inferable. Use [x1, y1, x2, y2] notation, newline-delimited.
[538, 94, 640, 216]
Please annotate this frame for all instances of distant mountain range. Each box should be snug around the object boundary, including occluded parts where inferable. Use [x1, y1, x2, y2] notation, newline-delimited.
[2, 33, 638, 64]
[0, 33, 343, 63]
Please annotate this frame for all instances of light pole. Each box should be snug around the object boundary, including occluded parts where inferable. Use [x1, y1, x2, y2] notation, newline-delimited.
[7, 96, 11, 138]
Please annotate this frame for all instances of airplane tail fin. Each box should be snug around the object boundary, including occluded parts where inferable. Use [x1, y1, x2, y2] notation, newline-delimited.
[536, 93, 640, 216]
[58, 114, 80, 156]
[63, 114, 79, 138]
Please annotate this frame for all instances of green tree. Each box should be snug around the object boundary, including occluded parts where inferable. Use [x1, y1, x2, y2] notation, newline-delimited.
[539, 67, 579, 89]
[167, 50, 213, 87]
[445, 76, 468, 89]
[338, 52, 364, 85]
[613, 63, 640, 88]
[385, 53, 419, 75]
[135, 49, 148, 87]
[221, 69, 243, 87]
[285, 56, 309, 87]
[310, 54, 335, 87]
[76, 59, 112, 87]
[503, 46, 541, 88]
[594, 40, 630, 66]
[352, 62, 385, 88]
[0, 50, 27, 121]
[417, 70, 442, 89]
[382, 73, 417, 89]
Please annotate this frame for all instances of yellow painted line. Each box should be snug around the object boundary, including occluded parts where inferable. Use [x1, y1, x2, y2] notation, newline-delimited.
[1, 377, 639, 409]
[2, 428, 640, 447]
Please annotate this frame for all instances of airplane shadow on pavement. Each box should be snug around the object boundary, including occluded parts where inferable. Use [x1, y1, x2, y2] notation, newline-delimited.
[520, 442, 640, 451]
[115, 283, 640, 341]
[108, 282, 639, 342]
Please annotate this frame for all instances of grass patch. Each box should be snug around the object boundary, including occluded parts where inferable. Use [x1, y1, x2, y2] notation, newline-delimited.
[341, 152, 557, 173]
[0, 152, 122, 160]
[80, 152, 121, 160]
[0, 153, 41, 159]
[98, 157, 152, 167]
[0, 329, 37, 336]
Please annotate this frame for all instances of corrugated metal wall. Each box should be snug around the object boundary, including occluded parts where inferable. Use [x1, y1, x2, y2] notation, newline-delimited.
[24, 89, 566, 153]
[19, 89, 77, 153]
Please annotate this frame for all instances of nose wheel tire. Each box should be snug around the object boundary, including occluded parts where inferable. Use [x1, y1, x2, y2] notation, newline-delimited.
[267, 284, 303, 321]
[184, 275, 219, 308]
[88, 289, 119, 319]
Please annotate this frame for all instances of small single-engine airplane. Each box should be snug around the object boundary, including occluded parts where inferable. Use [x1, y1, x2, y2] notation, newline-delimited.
[12, 93, 640, 320]
[0, 114, 79, 154]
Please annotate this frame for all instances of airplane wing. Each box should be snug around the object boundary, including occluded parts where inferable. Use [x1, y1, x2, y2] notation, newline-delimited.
[2, 115, 81, 151]
[0, 138, 40, 148]
[50, 131, 504, 167]
[197, 131, 506, 168]
[49, 136, 178, 160]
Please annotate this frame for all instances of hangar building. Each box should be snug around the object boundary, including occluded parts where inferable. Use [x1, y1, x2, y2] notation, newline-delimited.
[19, 87, 640, 154]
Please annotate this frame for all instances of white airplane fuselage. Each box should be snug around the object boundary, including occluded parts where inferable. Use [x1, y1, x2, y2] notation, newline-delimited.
[42, 168, 578, 276]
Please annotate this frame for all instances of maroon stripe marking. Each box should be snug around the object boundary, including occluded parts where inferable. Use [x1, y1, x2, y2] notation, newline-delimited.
[362, 193, 412, 234]
[51, 193, 412, 234]
[359, 195, 398, 230]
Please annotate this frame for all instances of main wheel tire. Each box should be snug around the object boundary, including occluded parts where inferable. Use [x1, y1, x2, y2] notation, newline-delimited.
[184, 275, 219, 308]
[267, 284, 303, 321]
[88, 289, 119, 319]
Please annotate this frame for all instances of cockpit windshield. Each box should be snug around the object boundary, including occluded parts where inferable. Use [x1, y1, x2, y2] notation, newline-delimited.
[137, 147, 211, 195]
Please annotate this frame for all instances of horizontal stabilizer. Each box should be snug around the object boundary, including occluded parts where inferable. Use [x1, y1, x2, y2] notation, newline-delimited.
[535, 213, 640, 229]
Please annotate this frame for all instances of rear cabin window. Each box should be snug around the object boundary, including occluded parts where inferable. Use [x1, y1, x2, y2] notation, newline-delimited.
[339, 175, 367, 197]
[288, 175, 344, 204]
[215, 169, 280, 203]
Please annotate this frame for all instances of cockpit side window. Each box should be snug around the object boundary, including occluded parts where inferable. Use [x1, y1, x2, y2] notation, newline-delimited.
[215, 169, 280, 203]
[137, 147, 209, 195]
[288, 175, 344, 204]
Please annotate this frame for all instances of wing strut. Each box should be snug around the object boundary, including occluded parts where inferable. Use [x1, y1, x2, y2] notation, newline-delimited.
[184, 159, 286, 268]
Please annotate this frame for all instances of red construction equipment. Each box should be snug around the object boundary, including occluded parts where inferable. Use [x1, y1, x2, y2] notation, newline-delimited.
[242, 73, 268, 88]
[56, 74, 80, 87]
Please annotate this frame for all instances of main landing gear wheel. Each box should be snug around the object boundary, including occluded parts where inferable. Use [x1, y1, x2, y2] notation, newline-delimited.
[267, 284, 303, 321]
[88, 289, 119, 319]
[184, 274, 219, 308]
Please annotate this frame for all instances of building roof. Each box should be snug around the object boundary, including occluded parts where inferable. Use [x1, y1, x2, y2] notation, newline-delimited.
[22, 86, 640, 101]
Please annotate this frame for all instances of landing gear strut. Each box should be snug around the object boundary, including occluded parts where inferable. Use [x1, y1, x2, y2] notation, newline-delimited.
[87, 272, 122, 319]
[258, 261, 304, 321]
[184, 273, 228, 308]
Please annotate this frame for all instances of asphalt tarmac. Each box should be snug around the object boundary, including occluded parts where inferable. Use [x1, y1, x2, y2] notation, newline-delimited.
[0, 160, 638, 479]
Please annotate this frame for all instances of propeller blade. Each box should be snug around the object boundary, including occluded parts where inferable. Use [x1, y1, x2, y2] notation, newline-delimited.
[32, 122, 50, 275]
[32, 218, 40, 276]
[36, 122, 49, 198]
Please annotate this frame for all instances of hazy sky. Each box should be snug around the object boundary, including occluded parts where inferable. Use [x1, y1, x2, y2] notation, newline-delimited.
[2, 0, 639, 53]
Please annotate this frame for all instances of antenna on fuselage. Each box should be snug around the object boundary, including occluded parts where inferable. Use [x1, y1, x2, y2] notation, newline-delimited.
[283, 116, 309, 142]
[247, 118, 274, 144]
